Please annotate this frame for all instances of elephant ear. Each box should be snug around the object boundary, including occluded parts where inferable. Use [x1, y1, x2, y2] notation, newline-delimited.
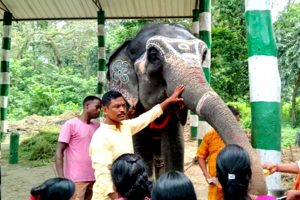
[107, 41, 139, 107]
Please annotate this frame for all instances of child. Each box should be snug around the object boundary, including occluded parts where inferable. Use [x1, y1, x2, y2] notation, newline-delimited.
[111, 153, 152, 200]
[30, 177, 77, 200]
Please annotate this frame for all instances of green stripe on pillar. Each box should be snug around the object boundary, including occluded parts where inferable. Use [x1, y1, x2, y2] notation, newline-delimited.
[192, 9, 199, 37]
[0, 107, 8, 120]
[2, 37, 11, 50]
[1, 61, 9, 72]
[97, 10, 105, 24]
[199, 0, 211, 12]
[203, 67, 211, 83]
[3, 12, 12, 25]
[98, 36, 105, 47]
[0, 84, 9, 96]
[251, 102, 281, 151]
[98, 59, 106, 71]
[246, 11, 277, 57]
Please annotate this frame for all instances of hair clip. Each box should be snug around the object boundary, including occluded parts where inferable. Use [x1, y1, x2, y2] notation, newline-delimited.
[228, 173, 235, 180]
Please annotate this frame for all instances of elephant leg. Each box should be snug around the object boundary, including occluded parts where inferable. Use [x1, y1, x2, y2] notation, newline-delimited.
[133, 129, 155, 179]
[153, 139, 165, 179]
[161, 117, 184, 172]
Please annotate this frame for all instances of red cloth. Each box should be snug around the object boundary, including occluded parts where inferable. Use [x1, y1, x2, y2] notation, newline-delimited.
[30, 195, 40, 200]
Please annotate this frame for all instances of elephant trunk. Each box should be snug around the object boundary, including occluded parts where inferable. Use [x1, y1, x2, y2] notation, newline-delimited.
[165, 67, 267, 195]
[197, 94, 267, 195]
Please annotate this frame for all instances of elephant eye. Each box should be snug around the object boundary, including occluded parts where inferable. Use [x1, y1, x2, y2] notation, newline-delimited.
[147, 47, 162, 64]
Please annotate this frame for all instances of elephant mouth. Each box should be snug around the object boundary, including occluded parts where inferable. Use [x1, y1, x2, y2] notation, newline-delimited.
[150, 113, 171, 129]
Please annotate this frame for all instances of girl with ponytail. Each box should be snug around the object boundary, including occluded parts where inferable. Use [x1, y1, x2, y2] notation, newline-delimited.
[216, 144, 252, 200]
[111, 153, 151, 200]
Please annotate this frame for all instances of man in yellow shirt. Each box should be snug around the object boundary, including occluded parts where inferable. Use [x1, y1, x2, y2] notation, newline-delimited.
[89, 85, 184, 200]
[197, 105, 240, 200]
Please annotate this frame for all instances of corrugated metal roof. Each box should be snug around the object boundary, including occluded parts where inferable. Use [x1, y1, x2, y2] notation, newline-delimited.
[0, 0, 196, 21]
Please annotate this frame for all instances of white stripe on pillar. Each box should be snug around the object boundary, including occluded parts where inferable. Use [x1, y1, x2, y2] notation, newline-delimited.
[1, 50, 10, 61]
[249, 56, 281, 102]
[98, 47, 106, 59]
[197, 121, 212, 139]
[97, 71, 106, 82]
[199, 12, 211, 31]
[0, 96, 8, 107]
[190, 114, 199, 127]
[256, 149, 281, 189]
[98, 24, 105, 36]
[0, 72, 10, 84]
[192, 22, 199, 34]
[1, 120, 8, 132]
[3, 25, 11, 38]
[245, 0, 272, 11]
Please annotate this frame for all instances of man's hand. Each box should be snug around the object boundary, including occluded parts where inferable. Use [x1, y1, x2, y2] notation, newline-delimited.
[160, 85, 184, 111]
[167, 85, 184, 104]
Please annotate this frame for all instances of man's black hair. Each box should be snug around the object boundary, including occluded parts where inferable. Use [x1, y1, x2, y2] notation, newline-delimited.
[101, 90, 124, 106]
[228, 105, 240, 116]
[83, 96, 101, 107]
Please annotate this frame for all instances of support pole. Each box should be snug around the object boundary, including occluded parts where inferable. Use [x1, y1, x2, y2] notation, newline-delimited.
[190, 8, 200, 140]
[197, 0, 212, 145]
[96, 10, 106, 98]
[0, 12, 12, 143]
[245, 0, 281, 190]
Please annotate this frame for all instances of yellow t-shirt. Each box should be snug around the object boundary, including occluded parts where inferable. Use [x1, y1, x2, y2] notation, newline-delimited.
[89, 105, 163, 200]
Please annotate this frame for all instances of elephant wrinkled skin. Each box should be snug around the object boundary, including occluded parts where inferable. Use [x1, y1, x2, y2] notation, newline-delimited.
[107, 23, 267, 195]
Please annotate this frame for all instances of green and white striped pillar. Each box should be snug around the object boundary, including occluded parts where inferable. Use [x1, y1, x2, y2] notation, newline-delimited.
[97, 10, 106, 98]
[0, 12, 12, 142]
[190, 8, 200, 140]
[197, 0, 212, 145]
[245, 0, 281, 190]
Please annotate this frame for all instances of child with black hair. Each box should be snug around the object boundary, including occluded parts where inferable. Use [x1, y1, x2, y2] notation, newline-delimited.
[151, 170, 197, 200]
[30, 177, 77, 200]
[217, 144, 275, 200]
[111, 153, 151, 200]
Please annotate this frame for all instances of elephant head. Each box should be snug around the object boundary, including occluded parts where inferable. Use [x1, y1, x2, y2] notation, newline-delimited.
[107, 23, 267, 195]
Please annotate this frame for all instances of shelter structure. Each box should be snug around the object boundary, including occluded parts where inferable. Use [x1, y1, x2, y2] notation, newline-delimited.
[0, 0, 281, 190]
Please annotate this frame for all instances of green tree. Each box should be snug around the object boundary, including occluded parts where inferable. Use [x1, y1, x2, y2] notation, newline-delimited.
[275, 4, 300, 125]
[210, 0, 249, 102]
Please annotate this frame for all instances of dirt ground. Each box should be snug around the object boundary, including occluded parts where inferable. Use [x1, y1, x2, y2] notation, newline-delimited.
[1, 112, 299, 200]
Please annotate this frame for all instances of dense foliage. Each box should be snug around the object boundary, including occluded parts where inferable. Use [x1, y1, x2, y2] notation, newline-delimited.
[274, 4, 300, 125]
[210, 0, 249, 102]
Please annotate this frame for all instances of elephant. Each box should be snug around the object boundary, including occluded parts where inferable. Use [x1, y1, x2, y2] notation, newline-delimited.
[107, 23, 267, 195]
